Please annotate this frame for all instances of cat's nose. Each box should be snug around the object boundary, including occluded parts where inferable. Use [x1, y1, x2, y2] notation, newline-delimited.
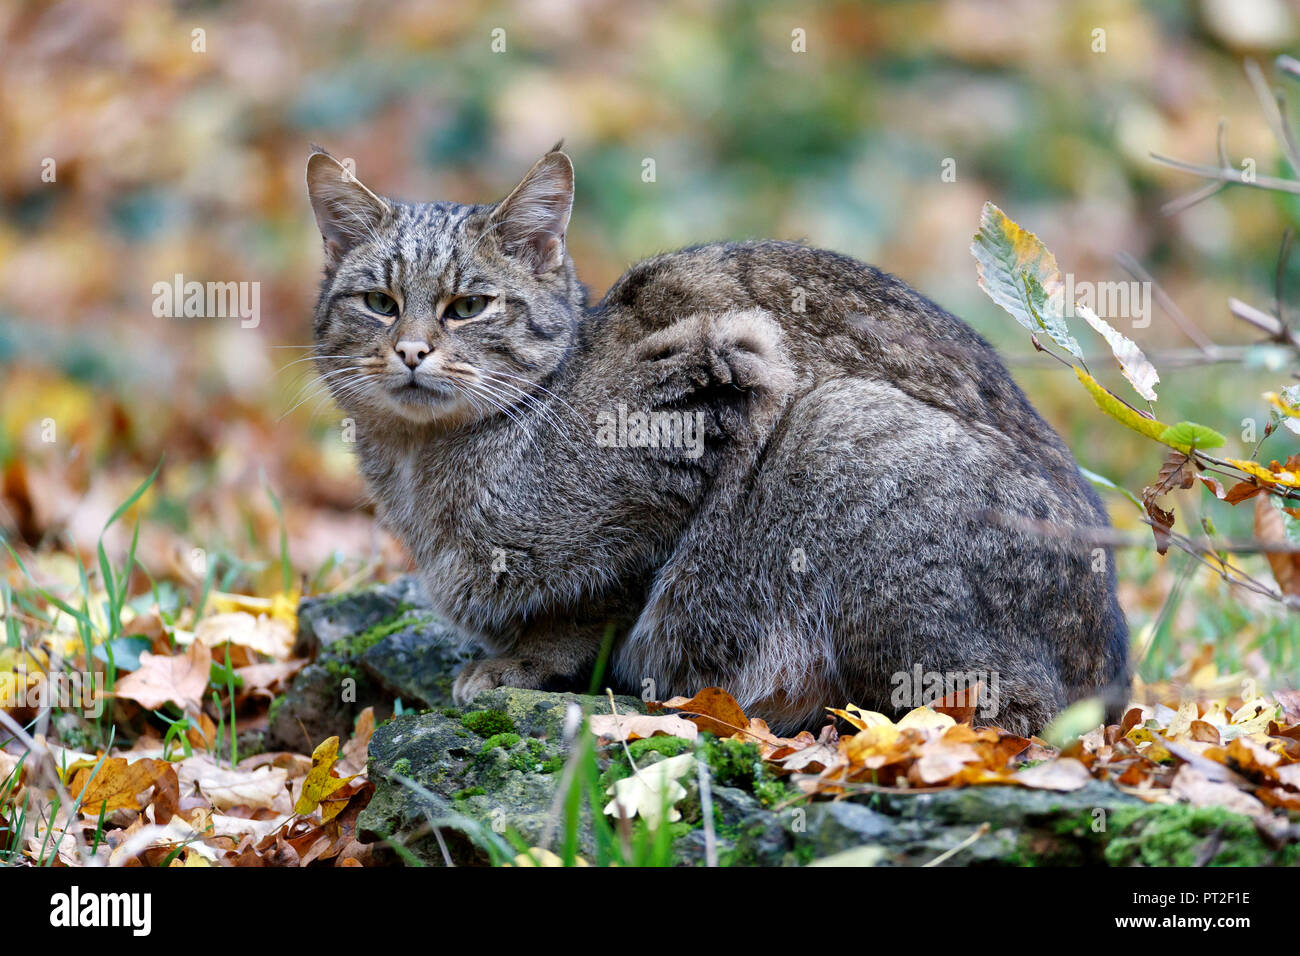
[394, 340, 432, 368]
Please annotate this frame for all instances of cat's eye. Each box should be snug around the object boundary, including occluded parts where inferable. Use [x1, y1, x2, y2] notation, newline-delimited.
[363, 291, 399, 317]
[447, 295, 490, 321]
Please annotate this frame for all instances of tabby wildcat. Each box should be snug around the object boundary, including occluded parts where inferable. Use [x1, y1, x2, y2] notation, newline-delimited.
[306, 144, 1129, 735]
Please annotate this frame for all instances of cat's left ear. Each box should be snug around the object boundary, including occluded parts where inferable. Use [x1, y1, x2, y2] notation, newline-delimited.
[491, 146, 573, 274]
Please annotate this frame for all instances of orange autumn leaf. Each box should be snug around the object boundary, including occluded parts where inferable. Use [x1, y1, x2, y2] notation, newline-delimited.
[67, 757, 170, 814]
[657, 686, 749, 738]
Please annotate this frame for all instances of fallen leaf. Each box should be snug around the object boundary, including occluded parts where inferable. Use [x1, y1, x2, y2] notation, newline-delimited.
[658, 687, 749, 737]
[1013, 757, 1091, 791]
[588, 712, 699, 743]
[294, 736, 355, 816]
[112, 641, 210, 712]
[603, 752, 695, 828]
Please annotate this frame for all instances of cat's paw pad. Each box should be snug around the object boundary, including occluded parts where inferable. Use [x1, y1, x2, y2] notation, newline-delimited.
[452, 656, 548, 705]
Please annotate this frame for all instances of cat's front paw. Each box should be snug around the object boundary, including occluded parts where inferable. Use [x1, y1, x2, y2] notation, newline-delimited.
[452, 656, 551, 705]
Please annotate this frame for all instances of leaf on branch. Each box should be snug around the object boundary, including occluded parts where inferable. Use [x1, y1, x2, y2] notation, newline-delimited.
[971, 202, 1083, 360]
[1224, 479, 1265, 504]
[1157, 421, 1226, 450]
[1076, 304, 1160, 401]
[1141, 452, 1197, 554]
[1224, 456, 1300, 488]
[1075, 367, 1172, 441]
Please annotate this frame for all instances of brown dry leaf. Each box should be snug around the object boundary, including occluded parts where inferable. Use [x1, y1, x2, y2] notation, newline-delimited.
[1141, 452, 1194, 554]
[185, 711, 218, 750]
[911, 737, 980, 785]
[234, 659, 306, 701]
[776, 741, 840, 774]
[932, 682, 983, 724]
[588, 712, 699, 743]
[112, 641, 210, 712]
[1273, 689, 1300, 724]
[67, 757, 169, 815]
[1170, 764, 1269, 820]
[150, 763, 180, 825]
[1256, 494, 1300, 598]
[339, 706, 377, 776]
[1196, 475, 1227, 499]
[236, 751, 314, 778]
[177, 756, 289, 812]
[658, 687, 749, 737]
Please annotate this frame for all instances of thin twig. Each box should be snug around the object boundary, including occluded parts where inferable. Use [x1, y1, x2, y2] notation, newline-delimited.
[1149, 153, 1300, 196]
[1228, 297, 1300, 348]
[1245, 58, 1300, 178]
[923, 822, 990, 867]
[1115, 251, 1217, 353]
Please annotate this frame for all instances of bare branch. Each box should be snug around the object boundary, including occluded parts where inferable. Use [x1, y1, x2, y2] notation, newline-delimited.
[1115, 251, 1218, 353]
[1228, 297, 1300, 347]
[1149, 152, 1300, 196]
[1245, 58, 1300, 178]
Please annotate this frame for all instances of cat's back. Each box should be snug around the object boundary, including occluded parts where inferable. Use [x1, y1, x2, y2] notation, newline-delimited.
[590, 239, 1063, 450]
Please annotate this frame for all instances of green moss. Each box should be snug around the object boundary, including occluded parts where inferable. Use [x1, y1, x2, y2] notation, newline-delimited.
[1104, 805, 1289, 867]
[697, 735, 791, 808]
[340, 610, 428, 658]
[323, 658, 360, 681]
[461, 709, 516, 738]
[480, 732, 523, 754]
[1042, 803, 1299, 867]
[267, 694, 284, 726]
[517, 737, 563, 774]
[391, 757, 412, 776]
[627, 735, 692, 761]
[452, 786, 487, 800]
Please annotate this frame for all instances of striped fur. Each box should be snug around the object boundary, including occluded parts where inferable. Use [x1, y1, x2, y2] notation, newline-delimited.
[307, 147, 1129, 735]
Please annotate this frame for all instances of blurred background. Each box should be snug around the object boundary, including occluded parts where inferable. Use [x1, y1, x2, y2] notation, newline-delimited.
[2, 0, 1299, 689]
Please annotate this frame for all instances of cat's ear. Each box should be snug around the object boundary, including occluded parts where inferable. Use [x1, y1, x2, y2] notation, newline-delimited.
[306, 149, 390, 264]
[491, 148, 573, 274]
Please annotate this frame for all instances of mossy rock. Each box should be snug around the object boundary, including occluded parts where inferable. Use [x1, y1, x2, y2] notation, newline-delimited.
[357, 687, 647, 866]
[267, 576, 474, 750]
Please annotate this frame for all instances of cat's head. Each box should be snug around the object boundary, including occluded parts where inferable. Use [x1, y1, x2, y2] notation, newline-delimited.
[306, 144, 583, 427]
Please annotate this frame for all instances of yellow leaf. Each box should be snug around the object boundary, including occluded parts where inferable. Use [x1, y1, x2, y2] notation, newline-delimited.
[294, 736, 355, 816]
[503, 847, 589, 867]
[826, 704, 894, 731]
[1265, 391, 1300, 419]
[209, 590, 300, 630]
[896, 707, 957, 731]
[1074, 367, 1176, 445]
[1222, 457, 1300, 488]
[67, 758, 169, 814]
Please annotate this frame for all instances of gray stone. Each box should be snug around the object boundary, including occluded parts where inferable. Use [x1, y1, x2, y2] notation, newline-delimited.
[268, 576, 472, 750]
[358, 687, 645, 866]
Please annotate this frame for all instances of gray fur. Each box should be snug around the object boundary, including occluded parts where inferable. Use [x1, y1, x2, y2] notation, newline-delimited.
[307, 147, 1129, 736]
